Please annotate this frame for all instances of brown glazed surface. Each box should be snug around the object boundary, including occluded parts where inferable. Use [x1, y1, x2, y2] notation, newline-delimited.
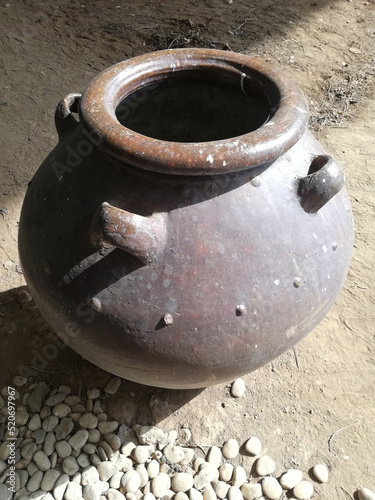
[18, 49, 353, 388]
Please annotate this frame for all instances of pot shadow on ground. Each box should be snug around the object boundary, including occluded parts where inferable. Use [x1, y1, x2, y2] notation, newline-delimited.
[0, 286, 204, 425]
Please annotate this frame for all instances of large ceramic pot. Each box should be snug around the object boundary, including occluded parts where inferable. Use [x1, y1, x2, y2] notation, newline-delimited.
[18, 49, 353, 389]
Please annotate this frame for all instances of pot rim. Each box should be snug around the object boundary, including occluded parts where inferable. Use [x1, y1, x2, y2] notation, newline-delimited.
[79, 48, 309, 175]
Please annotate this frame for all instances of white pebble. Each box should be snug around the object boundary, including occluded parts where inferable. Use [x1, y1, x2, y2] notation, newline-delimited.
[105, 377, 122, 395]
[98, 461, 118, 482]
[110, 471, 124, 489]
[232, 466, 247, 487]
[255, 455, 276, 476]
[293, 480, 314, 499]
[280, 469, 303, 490]
[172, 472, 194, 492]
[202, 483, 217, 500]
[312, 464, 329, 483]
[108, 488, 126, 500]
[241, 483, 263, 500]
[151, 472, 171, 498]
[228, 486, 243, 500]
[163, 444, 185, 463]
[222, 438, 239, 460]
[83, 480, 109, 499]
[53, 473, 69, 500]
[231, 378, 246, 397]
[244, 437, 262, 456]
[207, 446, 222, 467]
[262, 476, 282, 499]
[147, 459, 160, 479]
[219, 462, 234, 482]
[213, 481, 230, 499]
[194, 464, 219, 490]
[189, 488, 204, 500]
[121, 469, 141, 493]
[136, 464, 149, 488]
[358, 488, 375, 500]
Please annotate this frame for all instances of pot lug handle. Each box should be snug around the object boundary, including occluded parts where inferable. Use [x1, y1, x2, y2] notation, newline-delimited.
[55, 93, 81, 142]
[91, 202, 167, 264]
[298, 155, 345, 214]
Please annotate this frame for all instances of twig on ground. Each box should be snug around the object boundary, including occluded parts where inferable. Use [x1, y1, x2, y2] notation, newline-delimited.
[340, 486, 355, 500]
[328, 421, 359, 452]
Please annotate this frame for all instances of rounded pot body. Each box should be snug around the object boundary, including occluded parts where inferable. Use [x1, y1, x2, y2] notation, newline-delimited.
[18, 49, 353, 388]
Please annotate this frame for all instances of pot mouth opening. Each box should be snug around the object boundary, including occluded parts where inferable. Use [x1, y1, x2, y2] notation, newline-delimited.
[79, 49, 309, 175]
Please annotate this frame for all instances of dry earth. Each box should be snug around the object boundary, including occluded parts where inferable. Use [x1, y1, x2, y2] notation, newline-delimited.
[0, 0, 374, 498]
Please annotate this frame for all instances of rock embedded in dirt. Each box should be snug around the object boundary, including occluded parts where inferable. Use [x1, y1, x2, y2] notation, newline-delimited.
[255, 455, 276, 476]
[312, 464, 329, 483]
[280, 469, 303, 489]
[293, 480, 314, 499]
[358, 488, 375, 500]
[230, 378, 246, 397]
[262, 476, 283, 499]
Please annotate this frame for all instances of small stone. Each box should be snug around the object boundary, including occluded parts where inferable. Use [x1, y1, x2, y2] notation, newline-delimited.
[79, 412, 99, 429]
[40, 406, 51, 419]
[358, 488, 375, 500]
[255, 455, 276, 476]
[213, 481, 230, 499]
[172, 472, 194, 493]
[28, 414, 42, 431]
[45, 392, 66, 406]
[58, 385, 71, 394]
[77, 452, 91, 468]
[52, 403, 71, 418]
[262, 477, 282, 499]
[83, 443, 97, 455]
[312, 464, 328, 483]
[230, 378, 246, 398]
[109, 471, 124, 489]
[227, 485, 243, 500]
[194, 465, 219, 490]
[53, 473, 69, 500]
[83, 480, 109, 499]
[244, 437, 262, 456]
[33, 450, 51, 471]
[180, 447, 195, 466]
[100, 440, 115, 459]
[13, 376, 28, 387]
[30, 429, 46, 445]
[55, 440, 72, 458]
[27, 382, 49, 413]
[132, 445, 153, 464]
[55, 417, 74, 440]
[98, 420, 119, 434]
[0, 460, 7, 475]
[104, 433, 122, 451]
[189, 488, 204, 500]
[134, 425, 165, 446]
[64, 481, 83, 500]
[121, 469, 141, 493]
[87, 387, 101, 399]
[105, 377, 122, 395]
[69, 429, 89, 450]
[81, 465, 100, 485]
[40, 469, 60, 491]
[27, 462, 39, 477]
[21, 442, 38, 460]
[219, 463, 234, 482]
[151, 473, 172, 498]
[15, 410, 29, 426]
[280, 469, 303, 490]
[293, 480, 314, 499]
[206, 446, 222, 467]
[98, 461, 118, 482]
[222, 439, 239, 460]
[147, 459, 160, 479]
[232, 466, 247, 487]
[202, 483, 217, 500]
[175, 493, 189, 500]
[43, 431, 56, 456]
[163, 444, 185, 463]
[27, 470, 43, 492]
[88, 428, 101, 444]
[42, 415, 59, 432]
[64, 395, 80, 406]
[108, 489, 126, 500]
[62, 456, 79, 476]
[72, 403, 86, 413]
[241, 483, 263, 500]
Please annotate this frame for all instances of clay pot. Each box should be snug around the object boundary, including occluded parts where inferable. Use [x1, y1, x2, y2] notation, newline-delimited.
[18, 49, 353, 389]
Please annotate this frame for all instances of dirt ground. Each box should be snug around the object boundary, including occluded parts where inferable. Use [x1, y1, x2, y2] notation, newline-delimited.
[0, 0, 374, 498]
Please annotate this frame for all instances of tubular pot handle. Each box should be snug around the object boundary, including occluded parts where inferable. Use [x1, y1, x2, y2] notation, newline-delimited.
[54, 93, 81, 142]
[91, 202, 167, 264]
[298, 155, 346, 214]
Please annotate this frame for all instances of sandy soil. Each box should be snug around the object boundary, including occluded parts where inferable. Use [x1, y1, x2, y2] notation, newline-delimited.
[0, 0, 374, 498]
